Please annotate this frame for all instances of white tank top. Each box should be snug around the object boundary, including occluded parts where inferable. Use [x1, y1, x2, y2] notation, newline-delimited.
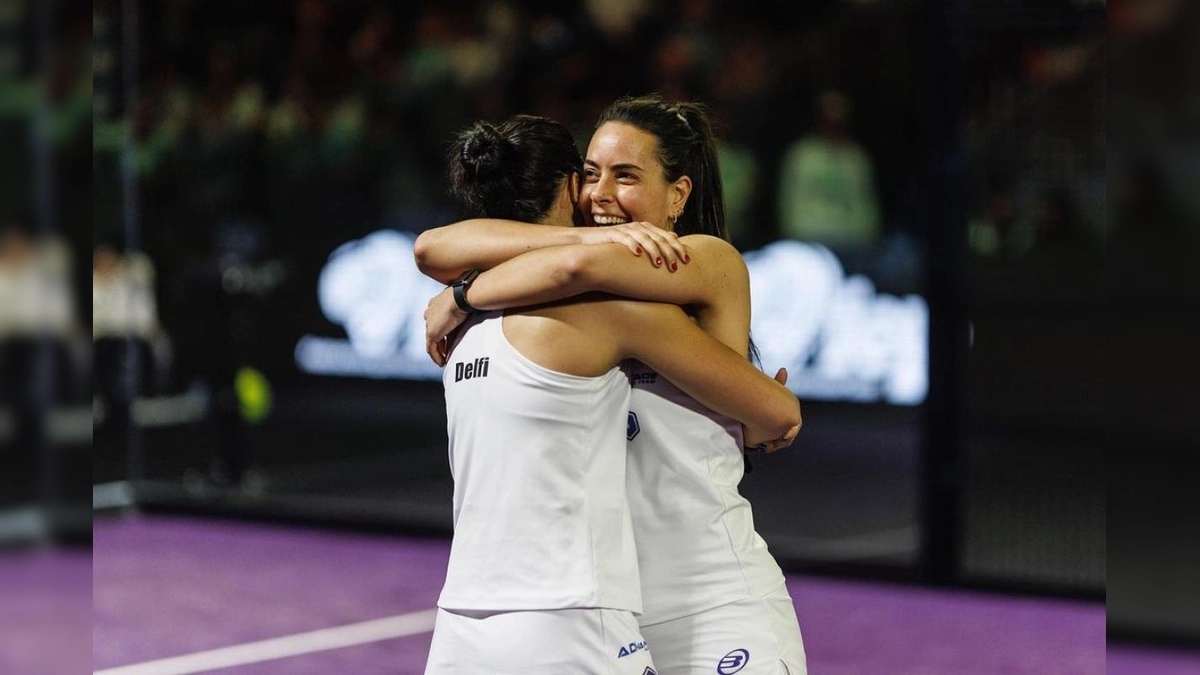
[624, 360, 786, 624]
[438, 313, 640, 613]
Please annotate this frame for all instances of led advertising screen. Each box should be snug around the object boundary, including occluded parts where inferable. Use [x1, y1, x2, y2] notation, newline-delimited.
[294, 231, 928, 405]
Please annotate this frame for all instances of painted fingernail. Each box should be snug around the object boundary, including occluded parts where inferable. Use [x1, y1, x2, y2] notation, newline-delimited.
[655, 257, 663, 266]
[669, 262, 678, 271]
[684, 255, 690, 263]
[635, 247, 642, 255]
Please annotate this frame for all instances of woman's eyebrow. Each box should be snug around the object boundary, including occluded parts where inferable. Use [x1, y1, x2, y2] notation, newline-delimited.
[584, 159, 643, 172]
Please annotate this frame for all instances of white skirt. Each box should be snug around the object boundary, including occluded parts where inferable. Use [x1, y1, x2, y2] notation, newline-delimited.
[425, 606, 659, 675]
[639, 583, 807, 675]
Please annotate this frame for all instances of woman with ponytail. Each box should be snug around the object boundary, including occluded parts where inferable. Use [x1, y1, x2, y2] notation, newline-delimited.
[418, 97, 808, 675]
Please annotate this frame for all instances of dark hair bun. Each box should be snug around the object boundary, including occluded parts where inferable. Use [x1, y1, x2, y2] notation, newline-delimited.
[458, 122, 509, 178]
[447, 114, 581, 221]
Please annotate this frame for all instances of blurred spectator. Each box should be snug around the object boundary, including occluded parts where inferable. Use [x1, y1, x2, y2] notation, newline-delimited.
[0, 227, 88, 409]
[708, 28, 774, 149]
[0, 228, 74, 341]
[289, 0, 340, 84]
[1028, 186, 1094, 254]
[92, 246, 173, 401]
[651, 34, 703, 102]
[193, 44, 266, 199]
[777, 90, 882, 250]
[135, 64, 195, 177]
[1112, 159, 1182, 238]
[674, 0, 719, 63]
[717, 140, 760, 249]
[708, 27, 777, 249]
[583, 0, 650, 43]
[968, 181, 1034, 258]
[92, 246, 164, 343]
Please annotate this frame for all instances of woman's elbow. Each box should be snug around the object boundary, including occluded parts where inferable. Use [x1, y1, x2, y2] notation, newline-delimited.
[413, 231, 457, 282]
[412, 232, 437, 272]
[772, 396, 802, 439]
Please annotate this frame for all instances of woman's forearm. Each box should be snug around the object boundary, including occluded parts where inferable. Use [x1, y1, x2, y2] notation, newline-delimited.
[466, 238, 722, 312]
[413, 219, 583, 284]
[614, 301, 802, 441]
[465, 245, 596, 310]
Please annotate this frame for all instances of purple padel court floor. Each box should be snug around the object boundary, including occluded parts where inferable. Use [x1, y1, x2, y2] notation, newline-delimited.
[0, 550, 92, 675]
[88, 515, 1155, 674]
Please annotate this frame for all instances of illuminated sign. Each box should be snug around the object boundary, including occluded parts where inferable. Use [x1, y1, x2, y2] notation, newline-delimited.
[297, 231, 927, 404]
[295, 230, 443, 379]
[744, 241, 927, 405]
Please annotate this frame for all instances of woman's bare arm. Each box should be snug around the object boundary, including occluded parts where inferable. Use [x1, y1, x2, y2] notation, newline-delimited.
[413, 219, 689, 284]
[606, 299, 802, 447]
[414, 219, 586, 283]
[464, 235, 739, 310]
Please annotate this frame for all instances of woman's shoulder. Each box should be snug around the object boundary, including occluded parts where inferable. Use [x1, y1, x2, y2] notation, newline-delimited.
[679, 234, 746, 271]
[679, 234, 739, 255]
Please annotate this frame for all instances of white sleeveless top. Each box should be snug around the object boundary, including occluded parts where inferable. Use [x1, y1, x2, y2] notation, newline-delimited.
[624, 360, 786, 624]
[438, 313, 640, 613]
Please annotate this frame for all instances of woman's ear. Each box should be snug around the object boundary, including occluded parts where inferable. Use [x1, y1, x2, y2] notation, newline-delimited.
[671, 175, 693, 216]
[569, 171, 582, 204]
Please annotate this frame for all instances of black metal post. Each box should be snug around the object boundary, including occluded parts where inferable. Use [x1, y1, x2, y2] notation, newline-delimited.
[30, 0, 57, 539]
[120, 0, 144, 493]
[921, 0, 969, 586]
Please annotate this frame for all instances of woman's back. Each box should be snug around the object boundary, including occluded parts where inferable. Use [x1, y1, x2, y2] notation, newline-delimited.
[440, 311, 638, 613]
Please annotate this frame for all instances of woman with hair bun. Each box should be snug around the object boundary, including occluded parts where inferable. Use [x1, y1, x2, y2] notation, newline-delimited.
[421, 113, 799, 675]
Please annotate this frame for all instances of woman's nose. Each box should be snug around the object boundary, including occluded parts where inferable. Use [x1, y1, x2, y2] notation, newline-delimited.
[591, 176, 615, 203]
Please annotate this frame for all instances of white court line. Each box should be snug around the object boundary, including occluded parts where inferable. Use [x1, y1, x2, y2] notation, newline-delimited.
[94, 608, 438, 675]
[93, 481, 134, 511]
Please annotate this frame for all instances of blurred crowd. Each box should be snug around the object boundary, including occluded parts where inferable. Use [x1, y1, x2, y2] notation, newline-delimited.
[96, 0, 904, 264]
[88, 0, 1109, 278]
[3, 0, 1125, 412]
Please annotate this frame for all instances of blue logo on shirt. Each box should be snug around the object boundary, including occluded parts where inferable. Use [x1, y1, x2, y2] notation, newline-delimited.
[617, 640, 647, 658]
[631, 371, 658, 386]
[717, 648, 750, 674]
[627, 411, 640, 441]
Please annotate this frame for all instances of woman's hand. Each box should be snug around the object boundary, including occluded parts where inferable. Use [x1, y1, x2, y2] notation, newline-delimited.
[580, 222, 691, 272]
[424, 287, 469, 367]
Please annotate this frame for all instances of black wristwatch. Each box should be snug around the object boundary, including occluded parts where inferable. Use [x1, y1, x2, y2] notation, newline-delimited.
[451, 269, 482, 314]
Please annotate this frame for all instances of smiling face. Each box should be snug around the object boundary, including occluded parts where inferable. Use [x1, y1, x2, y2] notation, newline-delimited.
[580, 122, 691, 230]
